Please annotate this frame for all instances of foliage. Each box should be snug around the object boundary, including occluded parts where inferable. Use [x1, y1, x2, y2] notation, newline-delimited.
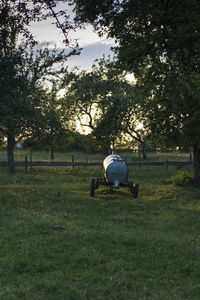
[72, 0, 200, 185]
[0, 40, 69, 170]
[169, 171, 193, 187]
[24, 131, 100, 153]
[60, 132, 100, 152]
[73, 0, 200, 75]
[0, 137, 5, 150]
[29, 84, 69, 159]
[0, 0, 79, 172]
[0, 0, 82, 49]
[62, 57, 143, 150]
[0, 44, 67, 139]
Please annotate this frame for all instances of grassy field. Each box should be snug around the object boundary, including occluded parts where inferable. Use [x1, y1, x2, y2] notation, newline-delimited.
[0, 149, 193, 163]
[1, 159, 200, 299]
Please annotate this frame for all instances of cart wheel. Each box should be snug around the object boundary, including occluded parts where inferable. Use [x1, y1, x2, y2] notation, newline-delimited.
[90, 178, 96, 197]
[132, 183, 139, 198]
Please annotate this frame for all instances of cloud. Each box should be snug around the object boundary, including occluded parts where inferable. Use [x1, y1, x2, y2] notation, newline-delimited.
[36, 40, 116, 70]
[66, 41, 116, 69]
[34, 41, 57, 49]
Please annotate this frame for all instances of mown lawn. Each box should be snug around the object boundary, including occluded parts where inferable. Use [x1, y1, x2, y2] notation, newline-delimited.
[0, 163, 200, 300]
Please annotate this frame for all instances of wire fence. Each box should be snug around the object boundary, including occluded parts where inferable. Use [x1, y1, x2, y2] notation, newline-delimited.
[0, 149, 193, 162]
[0, 149, 193, 171]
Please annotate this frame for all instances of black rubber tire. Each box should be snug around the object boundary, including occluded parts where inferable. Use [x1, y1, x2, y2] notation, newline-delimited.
[90, 178, 96, 197]
[132, 183, 139, 198]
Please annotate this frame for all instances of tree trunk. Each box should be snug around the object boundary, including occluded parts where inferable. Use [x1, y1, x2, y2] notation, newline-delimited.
[103, 140, 111, 155]
[193, 143, 200, 187]
[141, 142, 147, 160]
[50, 145, 54, 161]
[7, 133, 15, 173]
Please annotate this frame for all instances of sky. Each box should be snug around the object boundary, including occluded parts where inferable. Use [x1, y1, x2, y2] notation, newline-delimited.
[28, 4, 117, 134]
[29, 5, 116, 70]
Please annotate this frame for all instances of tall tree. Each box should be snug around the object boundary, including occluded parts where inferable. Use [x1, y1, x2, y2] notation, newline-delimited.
[72, 0, 200, 185]
[0, 45, 70, 172]
[63, 57, 135, 151]
[30, 83, 71, 161]
[0, 1, 76, 172]
[0, 0, 82, 172]
[120, 97, 148, 159]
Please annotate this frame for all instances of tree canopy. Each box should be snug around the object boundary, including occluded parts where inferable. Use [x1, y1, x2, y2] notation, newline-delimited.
[62, 57, 142, 151]
[0, 0, 82, 48]
[72, 0, 200, 185]
[72, 0, 200, 74]
[0, 0, 78, 172]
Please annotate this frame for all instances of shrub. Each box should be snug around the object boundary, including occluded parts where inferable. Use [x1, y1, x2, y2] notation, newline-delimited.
[169, 170, 193, 187]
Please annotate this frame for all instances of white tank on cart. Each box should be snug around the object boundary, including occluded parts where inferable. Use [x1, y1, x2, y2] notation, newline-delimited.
[103, 154, 129, 189]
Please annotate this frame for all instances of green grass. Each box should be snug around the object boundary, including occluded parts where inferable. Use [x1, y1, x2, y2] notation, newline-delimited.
[1, 162, 200, 300]
[0, 149, 192, 163]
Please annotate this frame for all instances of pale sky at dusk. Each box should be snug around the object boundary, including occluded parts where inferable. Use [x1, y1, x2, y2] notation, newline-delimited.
[29, 5, 116, 70]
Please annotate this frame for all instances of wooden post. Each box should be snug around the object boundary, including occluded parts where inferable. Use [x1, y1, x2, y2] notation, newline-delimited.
[190, 151, 193, 162]
[30, 148, 32, 171]
[108, 149, 112, 155]
[138, 150, 141, 161]
[25, 155, 28, 172]
[166, 158, 169, 170]
[112, 149, 116, 154]
[72, 155, 75, 168]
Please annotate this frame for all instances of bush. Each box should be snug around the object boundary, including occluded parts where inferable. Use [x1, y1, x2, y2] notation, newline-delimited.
[169, 171, 193, 187]
[0, 137, 5, 150]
